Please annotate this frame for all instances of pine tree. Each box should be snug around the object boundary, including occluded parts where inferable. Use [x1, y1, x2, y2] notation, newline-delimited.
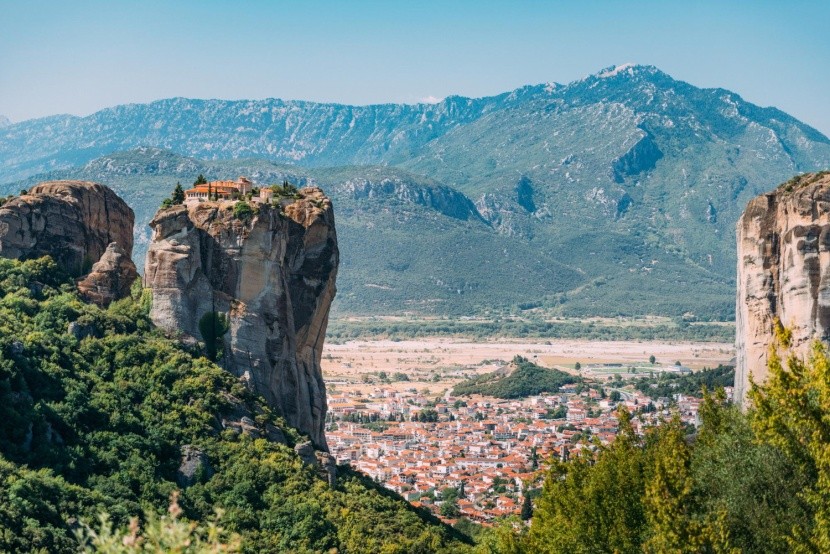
[751, 335, 830, 552]
[642, 415, 737, 554]
[172, 182, 185, 204]
[194, 174, 207, 185]
[521, 493, 533, 521]
[527, 407, 646, 553]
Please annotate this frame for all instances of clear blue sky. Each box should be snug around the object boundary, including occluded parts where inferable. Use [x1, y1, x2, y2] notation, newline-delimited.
[2, 0, 829, 135]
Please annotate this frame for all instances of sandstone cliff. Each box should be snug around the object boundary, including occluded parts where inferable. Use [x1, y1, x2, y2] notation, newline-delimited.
[0, 180, 134, 275]
[0, 180, 136, 305]
[144, 188, 338, 449]
[736, 171, 830, 403]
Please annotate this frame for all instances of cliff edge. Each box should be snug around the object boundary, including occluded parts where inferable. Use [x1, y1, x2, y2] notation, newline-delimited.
[144, 188, 338, 449]
[736, 171, 830, 403]
[0, 180, 136, 305]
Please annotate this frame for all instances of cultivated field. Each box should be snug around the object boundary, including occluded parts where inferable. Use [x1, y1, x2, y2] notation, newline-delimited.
[321, 338, 735, 395]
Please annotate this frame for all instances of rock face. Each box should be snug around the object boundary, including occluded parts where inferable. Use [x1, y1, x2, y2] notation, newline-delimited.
[736, 172, 830, 403]
[144, 188, 338, 449]
[77, 242, 138, 306]
[0, 180, 135, 277]
[177, 445, 213, 488]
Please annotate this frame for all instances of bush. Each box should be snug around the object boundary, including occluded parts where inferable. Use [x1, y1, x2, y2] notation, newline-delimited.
[232, 201, 253, 221]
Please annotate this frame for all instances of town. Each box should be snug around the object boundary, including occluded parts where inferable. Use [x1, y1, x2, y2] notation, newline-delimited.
[325, 360, 732, 525]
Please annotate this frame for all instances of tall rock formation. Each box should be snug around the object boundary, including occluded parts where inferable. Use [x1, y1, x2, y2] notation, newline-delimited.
[0, 180, 136, 305]
[144, 188, 338, 449]
[736, 172, 830, 403]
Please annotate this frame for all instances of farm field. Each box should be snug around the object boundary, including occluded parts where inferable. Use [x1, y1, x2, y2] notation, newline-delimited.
[321, 338, 735, 394]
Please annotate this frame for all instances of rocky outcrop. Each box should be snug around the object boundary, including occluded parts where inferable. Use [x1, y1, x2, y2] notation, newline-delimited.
[295, 441, 337, 485]
[0, 180, 134, 277]
[77, 242, 138, 306]
[736, 172, 830, 403]
[177, 445, 213, 488]
[335, 176, 484, 222]
[144, 188, 338, 449]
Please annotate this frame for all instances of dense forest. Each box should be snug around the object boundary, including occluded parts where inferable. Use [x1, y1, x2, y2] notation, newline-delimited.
[0, 257, 469, 553]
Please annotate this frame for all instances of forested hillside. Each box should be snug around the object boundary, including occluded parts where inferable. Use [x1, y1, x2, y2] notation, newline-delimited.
[452, 357, 580, 398]
[0, 257, 468, 553]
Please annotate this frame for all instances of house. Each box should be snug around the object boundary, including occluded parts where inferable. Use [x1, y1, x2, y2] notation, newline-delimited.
[184, 176, 253, 202]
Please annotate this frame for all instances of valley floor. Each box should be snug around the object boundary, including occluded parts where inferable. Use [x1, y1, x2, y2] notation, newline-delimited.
[322, 338, 734, 395]
[321, 338, 735, 524]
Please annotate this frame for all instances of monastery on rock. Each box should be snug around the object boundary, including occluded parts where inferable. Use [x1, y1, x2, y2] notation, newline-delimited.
[184, 176, 253, 202]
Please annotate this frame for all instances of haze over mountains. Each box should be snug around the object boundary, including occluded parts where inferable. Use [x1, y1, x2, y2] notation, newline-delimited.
[3, 64, 829, 319]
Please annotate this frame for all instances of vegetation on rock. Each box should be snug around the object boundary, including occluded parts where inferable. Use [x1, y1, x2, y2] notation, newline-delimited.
[198, 311, 230, 362]
[231, 201, 253, 221]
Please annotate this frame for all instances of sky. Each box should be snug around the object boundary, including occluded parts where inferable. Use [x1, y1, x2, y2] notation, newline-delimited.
[2, 0, 830, 135]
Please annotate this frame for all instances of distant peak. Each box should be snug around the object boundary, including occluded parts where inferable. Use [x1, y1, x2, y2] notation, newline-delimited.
[0, 115, 10, 127]
[596, 63, 637, 78]
[587, 63, 664, 80]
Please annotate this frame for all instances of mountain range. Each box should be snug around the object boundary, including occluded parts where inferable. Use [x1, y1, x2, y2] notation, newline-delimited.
[3, 64, 829, 319]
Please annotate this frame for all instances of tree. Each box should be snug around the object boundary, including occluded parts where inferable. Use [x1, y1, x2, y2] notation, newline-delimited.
[751, 337, 830, 552]
[78, 493, 241, 553]
[575, 361, 581, 371]
[198, 311, 230, 362]
[693, 389, 807, 553]
[527, 407, 646, 553]
[649, 355, 656, 365]
[194, 174, 207, 185]
[441, 486, 459, 503]
[642, 415, 736, 553]
[610, 390, 622, 402]
[172, 182, 185, 204]
[521, 493, 533, 521]
[440, 498, 460, 518]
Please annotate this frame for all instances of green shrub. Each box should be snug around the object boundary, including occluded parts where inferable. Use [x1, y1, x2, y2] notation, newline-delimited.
[232, 201, 253, 221]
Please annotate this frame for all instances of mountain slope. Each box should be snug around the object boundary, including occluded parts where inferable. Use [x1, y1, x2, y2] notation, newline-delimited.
[0, 257, 468, 552]
[6, 150, 588, 317]
[3, 65, 829, 319]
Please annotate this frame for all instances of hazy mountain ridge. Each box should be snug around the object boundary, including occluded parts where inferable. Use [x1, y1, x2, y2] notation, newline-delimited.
[3, 65, 829, 319]
[5, 65, 824, 184]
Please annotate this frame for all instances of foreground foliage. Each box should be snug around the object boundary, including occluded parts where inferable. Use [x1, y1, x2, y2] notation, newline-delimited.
[0, 257, 468, 553]
[479, 338, 823, 553]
